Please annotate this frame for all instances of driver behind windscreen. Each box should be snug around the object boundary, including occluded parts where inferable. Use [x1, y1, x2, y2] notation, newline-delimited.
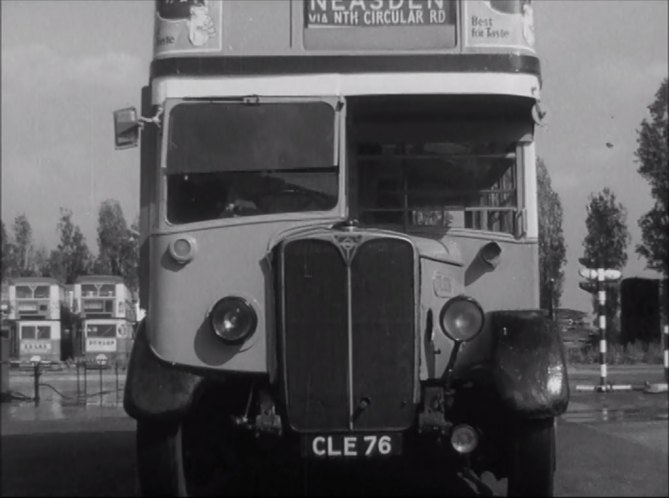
[220, 173, 288, 217]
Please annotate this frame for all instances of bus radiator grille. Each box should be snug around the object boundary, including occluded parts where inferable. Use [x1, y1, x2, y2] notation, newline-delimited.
[279, 235, 416, 432]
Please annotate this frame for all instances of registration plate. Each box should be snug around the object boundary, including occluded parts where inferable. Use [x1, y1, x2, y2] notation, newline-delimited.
[302, 433, 402, 458]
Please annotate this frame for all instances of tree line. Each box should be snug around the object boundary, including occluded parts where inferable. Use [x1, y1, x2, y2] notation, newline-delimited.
[539, 77, 667, 344]
[1, 199, 138, 292]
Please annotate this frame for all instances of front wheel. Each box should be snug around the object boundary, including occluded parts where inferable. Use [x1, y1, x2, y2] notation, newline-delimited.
[136, 420, 187, 496]
[506, 417, 556, 497]
[136, 405, 249, 496]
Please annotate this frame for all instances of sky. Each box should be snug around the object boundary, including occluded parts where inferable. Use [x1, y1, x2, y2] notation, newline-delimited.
[1, 0, 667, 312]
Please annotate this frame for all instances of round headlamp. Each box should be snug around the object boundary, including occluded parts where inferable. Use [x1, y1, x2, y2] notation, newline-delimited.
[439, 296, 484, 343]
[210, 297, 257, 344]
[450, 424, 479, 454]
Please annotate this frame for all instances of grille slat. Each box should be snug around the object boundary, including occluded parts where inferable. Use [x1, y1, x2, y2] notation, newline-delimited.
[280, 234, 416, 432]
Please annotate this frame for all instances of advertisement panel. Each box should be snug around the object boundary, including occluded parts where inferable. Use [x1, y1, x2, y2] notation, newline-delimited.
[463, 0, 535, 52]
[86, 338, 117, 353]
[154, 0, 223, 58]
[20, 340, 52, 353]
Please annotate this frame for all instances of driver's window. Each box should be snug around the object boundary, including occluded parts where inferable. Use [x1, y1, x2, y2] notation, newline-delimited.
[167, 170, 338, 224]
[164, 101, 339, 224]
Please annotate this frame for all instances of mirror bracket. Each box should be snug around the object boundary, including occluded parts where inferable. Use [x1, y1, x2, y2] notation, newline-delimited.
[138, 106, 164, 130]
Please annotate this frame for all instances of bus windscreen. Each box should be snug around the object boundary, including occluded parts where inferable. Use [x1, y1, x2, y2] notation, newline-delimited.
[166, 102, 339, 224]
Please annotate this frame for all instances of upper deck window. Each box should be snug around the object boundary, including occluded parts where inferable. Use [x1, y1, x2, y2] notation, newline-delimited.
[15, 286, 32, 299]
[82, 284, 116, 297]
[166, 102, 339, 224]
[15, 285, 50, 299]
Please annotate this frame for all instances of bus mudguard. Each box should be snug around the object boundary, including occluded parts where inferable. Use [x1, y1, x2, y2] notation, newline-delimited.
[489, 310, 569, 418]
[124, 321, 203, 422]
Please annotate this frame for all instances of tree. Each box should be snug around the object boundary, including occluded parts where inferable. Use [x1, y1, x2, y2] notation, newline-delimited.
[635, 78, 668, 276]
[537, 158, 567, 313]
[12, 214, 37, 277]
[581, 188, 630, 342]
[32, 246, 51, 277]
[49, 208, 93, 284]
[95, 199, 138, 291]
[1, 220, 17, 280]
[126, 216, 140, 292]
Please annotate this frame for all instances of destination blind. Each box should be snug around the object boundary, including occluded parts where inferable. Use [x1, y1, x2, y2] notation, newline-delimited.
[305, 0, 453, 28]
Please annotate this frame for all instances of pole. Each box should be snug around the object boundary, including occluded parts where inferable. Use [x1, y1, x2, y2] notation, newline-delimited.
[597, 267, 609, 392]
[115, 361, 119, 405]
[548, 277, 555, 320]
[83, 361, 87, 400]
[664, 323, 669, 383]
[33, 362, 41, 405]
[661, 278, 668, 384]
[76, 359, 81, 398]
[99, 363, 103, 405]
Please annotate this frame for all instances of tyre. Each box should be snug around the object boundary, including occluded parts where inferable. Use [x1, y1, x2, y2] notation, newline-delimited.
[506, 417, 556, 497]
[136, 393, 249, 497]
[136, 420, 187, 496]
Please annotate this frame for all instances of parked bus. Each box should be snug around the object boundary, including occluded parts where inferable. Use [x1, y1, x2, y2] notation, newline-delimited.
[1, 283, 14, 389]
[115, 1, 567, 495]
[72, 275, 137, 366]
[8, 277, 65, 364]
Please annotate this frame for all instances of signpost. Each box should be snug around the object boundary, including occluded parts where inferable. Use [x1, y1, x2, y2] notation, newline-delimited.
[577, 262, 621, 392]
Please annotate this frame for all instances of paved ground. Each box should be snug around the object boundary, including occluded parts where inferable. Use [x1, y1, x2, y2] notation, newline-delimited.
[1, 364, 667, 496]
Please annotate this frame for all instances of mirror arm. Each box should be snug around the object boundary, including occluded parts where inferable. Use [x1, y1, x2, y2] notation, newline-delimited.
[137, 106, 164, 130]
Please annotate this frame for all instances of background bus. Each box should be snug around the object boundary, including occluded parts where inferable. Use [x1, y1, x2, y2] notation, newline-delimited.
[72, 275, 136, 366]
[7, 277, 65, 364]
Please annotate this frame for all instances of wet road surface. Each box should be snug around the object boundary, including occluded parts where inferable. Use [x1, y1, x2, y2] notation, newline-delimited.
[1, 365, 667, 496]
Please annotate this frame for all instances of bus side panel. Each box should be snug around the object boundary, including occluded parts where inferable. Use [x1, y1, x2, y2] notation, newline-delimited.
[139, 85, 154, 308]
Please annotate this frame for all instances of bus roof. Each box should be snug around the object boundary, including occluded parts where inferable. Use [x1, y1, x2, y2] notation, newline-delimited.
[75, 275, 125, 284]
[8, 277, 61, 285]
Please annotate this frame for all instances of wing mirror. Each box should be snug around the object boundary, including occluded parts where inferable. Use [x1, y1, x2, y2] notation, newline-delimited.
[113, 106, 163, 150]
[113, 107, 139, 150]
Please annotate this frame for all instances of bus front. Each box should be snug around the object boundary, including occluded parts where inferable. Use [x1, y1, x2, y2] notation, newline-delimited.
[116, 1, 568, 495]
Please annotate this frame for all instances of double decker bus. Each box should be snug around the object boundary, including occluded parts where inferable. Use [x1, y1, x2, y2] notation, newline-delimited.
[7, 277, 64, 364]
[115, 1, 567, 495]
[72, 275, 137, 366]
[1, 283, 13, 388]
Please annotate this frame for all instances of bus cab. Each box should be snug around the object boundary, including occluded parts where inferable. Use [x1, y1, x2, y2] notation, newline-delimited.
[115, 1, 567, 495]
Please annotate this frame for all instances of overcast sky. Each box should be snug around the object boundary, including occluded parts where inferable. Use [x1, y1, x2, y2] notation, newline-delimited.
[1, 0, 667, 312]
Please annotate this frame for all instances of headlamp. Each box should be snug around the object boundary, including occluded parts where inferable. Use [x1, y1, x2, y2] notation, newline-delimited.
[439, 296, 484, 343]
[210, 297, 257, 344]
